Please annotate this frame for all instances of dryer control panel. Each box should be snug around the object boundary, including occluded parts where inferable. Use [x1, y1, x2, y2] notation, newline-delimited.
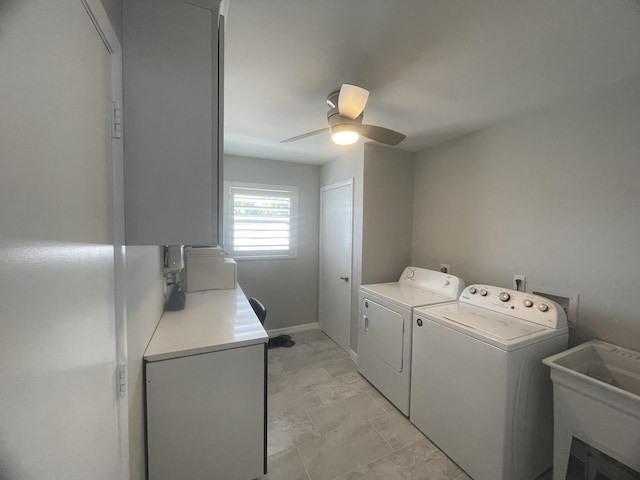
[459, 285, 567, 329]
[399, 266, 465, 297]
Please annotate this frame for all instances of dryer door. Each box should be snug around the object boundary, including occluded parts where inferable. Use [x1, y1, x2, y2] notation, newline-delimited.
[361, 297, 404, 372]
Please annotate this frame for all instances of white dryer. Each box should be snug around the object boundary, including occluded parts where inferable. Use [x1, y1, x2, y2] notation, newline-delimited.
[411, 285, 568, 480]
[358, 267, 465, 416]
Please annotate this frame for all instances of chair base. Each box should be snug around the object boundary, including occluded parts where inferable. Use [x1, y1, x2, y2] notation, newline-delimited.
[267, 335, 295, 349]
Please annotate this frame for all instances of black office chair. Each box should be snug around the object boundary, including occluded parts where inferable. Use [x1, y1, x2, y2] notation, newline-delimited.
[248, 297, 295, 349]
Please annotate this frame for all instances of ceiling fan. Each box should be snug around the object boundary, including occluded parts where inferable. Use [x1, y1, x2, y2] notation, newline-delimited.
[281, 84, 406, 146]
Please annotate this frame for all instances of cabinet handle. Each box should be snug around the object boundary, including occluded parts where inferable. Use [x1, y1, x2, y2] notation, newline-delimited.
[340, 276, 349, 281]
[363, 315, 369, 331]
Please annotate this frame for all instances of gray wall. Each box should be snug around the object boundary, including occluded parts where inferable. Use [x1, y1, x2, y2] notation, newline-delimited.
[99, 0, 122, 42]
[125, 247, 164, 480]
[225, 154, 320, 330]
[362, 144, 414, 284]
[412, 74, 640, 350]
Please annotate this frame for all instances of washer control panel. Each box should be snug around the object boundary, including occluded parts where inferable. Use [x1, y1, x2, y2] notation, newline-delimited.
[459, 284, 567, 329]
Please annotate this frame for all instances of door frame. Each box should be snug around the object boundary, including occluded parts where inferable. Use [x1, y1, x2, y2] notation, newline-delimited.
[82, 1, 129, 478]
[319, 178, 354, 353]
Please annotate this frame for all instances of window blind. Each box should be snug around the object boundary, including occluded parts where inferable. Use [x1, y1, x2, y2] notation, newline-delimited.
[226, 184, 298, 258]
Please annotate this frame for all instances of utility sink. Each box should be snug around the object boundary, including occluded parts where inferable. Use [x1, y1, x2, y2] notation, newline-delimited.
[544, 339, 640, 399]
[543, 340, 640, 479]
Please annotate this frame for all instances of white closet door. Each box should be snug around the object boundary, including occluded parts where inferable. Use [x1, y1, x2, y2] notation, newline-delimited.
[319, 180, 354, 352]
[0, 1, 124, 478]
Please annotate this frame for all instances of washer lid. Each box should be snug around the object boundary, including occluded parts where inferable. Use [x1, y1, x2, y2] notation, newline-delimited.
[360, 282, 453, 309]
[441, 303, 545, 339]
[416, 302, 564, 351]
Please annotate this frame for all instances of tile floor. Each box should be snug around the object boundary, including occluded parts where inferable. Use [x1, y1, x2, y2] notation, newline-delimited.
[258, 329, 599, 480]
[259, 329, 471, 480]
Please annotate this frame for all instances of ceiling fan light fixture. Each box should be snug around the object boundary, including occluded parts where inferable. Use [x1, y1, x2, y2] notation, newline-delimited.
[330, 124, 360, 145]
[280, 84, 405, 146]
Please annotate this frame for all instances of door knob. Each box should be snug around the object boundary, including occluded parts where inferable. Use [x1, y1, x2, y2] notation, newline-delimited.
[340, 276, 349, 281]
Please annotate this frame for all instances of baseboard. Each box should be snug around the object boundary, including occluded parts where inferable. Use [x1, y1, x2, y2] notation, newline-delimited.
[349, 349, 357, 364]
[266, 322, 319, 336]
[266, 323, 358, 365]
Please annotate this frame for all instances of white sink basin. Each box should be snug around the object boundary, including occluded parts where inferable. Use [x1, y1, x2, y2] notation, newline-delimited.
[544, 339, 640, 400]
[543, 340, 640, 479]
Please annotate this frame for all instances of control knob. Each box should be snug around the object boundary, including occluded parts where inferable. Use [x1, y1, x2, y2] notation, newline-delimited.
[443, 280, 450, 286]
[523, 299, 533, 308]
[499, 292, 510, 302]
[480, 289, 488, 296]
[469, 287, 477, 294]
[538, 303, 549, 312]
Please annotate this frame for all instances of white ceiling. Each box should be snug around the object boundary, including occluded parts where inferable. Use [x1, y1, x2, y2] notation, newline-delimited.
[223, 0, 640, 165]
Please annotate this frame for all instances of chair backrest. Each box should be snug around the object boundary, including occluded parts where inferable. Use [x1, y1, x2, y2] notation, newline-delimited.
[248, 297, 267, 325]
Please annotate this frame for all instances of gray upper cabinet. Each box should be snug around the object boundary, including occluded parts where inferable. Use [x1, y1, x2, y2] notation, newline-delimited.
[123, 0, 223, 245]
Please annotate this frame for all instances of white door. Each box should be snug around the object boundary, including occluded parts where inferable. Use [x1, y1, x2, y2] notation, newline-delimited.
[0, 1, 124, 479]
[319, 180, 354, 352]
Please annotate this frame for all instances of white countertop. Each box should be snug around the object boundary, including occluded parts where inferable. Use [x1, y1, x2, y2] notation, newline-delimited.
[144, 285, 268, 362]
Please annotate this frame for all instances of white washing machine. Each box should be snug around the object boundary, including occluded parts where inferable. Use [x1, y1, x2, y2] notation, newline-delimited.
[410, 284, 568, 480]
[358, 267, 465, 416]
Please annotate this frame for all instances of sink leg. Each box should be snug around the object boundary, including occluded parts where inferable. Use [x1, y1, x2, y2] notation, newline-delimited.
[584, 445, 600, 480]
[553, 427, 572, 480]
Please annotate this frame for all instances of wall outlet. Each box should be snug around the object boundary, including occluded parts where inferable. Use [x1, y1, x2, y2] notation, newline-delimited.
[440, 264, 450, 274]
[513, 274, 526, 291]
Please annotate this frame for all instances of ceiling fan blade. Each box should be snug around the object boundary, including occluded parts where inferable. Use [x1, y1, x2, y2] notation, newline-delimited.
[360, 124, 406, 146]
[338, 84, 370, 120]
[280, 127, 329, 144]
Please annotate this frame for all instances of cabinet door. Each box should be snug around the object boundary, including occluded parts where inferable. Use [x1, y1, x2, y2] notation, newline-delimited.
[146, 344, 266, 480]
[123, 0, 221, 245]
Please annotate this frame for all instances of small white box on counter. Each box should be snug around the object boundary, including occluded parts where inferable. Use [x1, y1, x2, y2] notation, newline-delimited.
[185, 247, 237, 292]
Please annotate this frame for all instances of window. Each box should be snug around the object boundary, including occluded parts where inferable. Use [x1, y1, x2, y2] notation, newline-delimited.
[224, 182, 298, 259]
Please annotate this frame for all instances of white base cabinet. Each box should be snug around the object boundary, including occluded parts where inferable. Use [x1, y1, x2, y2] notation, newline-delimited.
[146, 344, 266, 480]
